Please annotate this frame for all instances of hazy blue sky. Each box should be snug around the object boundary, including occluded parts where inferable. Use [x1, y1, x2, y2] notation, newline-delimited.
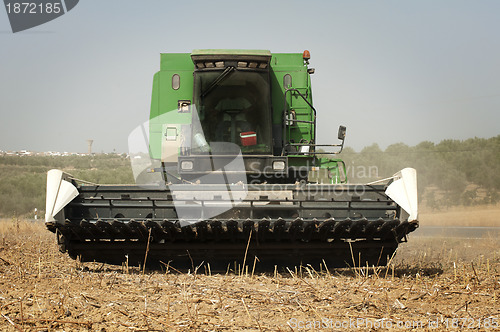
[1, 0, 499, 153]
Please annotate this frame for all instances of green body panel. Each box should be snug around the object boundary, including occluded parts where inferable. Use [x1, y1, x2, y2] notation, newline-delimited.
[191, 49, 272, 57]
[150, 54, 194, 159]
[149, 50, 344, 183]
[270, 53, 314, 150]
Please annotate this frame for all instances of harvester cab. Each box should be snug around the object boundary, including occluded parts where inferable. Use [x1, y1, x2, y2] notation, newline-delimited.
[149, 49, 347, 185]
[45, 49, 419, 269]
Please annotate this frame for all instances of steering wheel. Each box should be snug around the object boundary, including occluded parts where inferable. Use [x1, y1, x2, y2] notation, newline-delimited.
[222, 109, 243, 143]
[223, 108, 243, 115]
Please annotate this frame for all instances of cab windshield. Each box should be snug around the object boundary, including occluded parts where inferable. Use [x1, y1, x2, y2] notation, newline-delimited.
[193, 69, 272, 154]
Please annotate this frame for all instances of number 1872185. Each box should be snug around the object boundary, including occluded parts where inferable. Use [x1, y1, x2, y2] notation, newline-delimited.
[6, 2, 62, 14]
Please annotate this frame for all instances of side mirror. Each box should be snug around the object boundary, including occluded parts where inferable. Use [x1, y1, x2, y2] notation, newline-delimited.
[337, 125, 347, 140]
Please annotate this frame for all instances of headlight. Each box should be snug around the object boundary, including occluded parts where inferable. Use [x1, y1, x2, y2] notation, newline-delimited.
[273, 161, 286, 171]
[181, 160, 194, 170]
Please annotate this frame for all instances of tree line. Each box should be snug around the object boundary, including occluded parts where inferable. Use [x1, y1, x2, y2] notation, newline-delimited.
[339, 135, 500, 209]
[0, 154, 133, 217]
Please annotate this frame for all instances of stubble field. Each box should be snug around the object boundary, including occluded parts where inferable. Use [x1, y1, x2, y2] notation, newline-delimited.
[0, 206, 499, 331]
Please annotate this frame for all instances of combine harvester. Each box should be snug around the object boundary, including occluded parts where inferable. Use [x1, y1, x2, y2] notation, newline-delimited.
[45, 50, 418, 269]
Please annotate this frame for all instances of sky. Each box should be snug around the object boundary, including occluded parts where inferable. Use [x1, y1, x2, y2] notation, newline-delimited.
[1, 0, 499, 153]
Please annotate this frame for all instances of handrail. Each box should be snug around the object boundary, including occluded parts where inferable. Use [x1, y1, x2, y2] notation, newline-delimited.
[282, 88, 317, 155]
[282, 88, 344, 156]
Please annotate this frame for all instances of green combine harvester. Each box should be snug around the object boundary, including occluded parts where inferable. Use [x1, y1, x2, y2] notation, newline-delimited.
[45, 50, 419, 269]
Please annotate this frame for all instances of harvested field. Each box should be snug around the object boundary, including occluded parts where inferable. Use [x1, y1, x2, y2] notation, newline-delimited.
[0, 218, 499, 331]
[419, 204, 500, 227]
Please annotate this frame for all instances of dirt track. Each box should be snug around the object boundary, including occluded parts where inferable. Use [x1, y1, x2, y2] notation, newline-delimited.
[0, 220, 499, 331]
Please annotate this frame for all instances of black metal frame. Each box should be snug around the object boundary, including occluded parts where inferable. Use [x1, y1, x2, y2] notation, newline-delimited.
[57, 182, 399, 224]
[46, 181, 419, 268]
[282, 88, 345, 156]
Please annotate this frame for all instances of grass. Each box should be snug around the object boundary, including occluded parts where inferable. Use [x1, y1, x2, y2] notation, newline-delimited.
[0, 218, 498, 331]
